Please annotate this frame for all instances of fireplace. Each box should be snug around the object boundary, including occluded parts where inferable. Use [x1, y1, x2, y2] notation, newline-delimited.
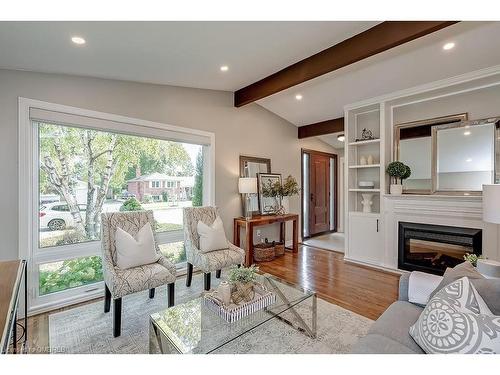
[398, 222, 482, 275]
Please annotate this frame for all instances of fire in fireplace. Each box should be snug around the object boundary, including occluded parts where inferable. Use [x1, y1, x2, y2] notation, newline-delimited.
[398, 222, 482, 275]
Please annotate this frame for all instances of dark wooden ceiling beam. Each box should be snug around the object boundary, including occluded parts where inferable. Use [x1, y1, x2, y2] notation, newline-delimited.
[298, 117, 344, 139]
[235, 21, 458, 107]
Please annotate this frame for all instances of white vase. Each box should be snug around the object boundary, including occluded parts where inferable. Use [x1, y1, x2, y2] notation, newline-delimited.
[390, 184, 403, 195]
[281, 196, 290, 214]
[361, 193, 374, 213]
[360, 156, 367, 165]
[217, 281, 232, 305]
[367, 155, 374, 165]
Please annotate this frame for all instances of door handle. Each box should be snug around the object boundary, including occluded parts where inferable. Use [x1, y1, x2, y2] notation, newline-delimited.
[310, 193, 314, 201]
[376, 219, 379, 232]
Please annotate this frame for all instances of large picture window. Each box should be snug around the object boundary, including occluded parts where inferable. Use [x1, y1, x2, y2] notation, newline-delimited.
[38, 122, 202, 247]
[19, 99, 214, 313]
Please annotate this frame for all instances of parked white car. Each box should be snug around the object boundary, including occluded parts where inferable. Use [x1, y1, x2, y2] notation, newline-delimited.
[39, 202, 87, 231]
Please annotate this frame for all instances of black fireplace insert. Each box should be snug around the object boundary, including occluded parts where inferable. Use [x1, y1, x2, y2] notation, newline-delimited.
[398, 222, 482, 275]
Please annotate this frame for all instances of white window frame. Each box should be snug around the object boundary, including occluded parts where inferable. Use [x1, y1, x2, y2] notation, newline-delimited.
[19, 98, 215, 315]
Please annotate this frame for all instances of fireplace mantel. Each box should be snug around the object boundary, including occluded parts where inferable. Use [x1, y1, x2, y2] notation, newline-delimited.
[382, 194, 499, 270]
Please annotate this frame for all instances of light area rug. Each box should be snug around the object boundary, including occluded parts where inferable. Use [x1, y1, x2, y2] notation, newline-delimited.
[49, 273, 372, 354]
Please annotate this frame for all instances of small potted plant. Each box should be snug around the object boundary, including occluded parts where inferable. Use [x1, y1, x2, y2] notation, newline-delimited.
[386, 161, 411, 195]
[464, 253, 482, 267]
[228, 265, 259, 304]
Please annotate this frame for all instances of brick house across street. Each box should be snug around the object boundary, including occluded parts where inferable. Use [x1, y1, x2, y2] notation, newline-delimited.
[127, 172, 194, 202]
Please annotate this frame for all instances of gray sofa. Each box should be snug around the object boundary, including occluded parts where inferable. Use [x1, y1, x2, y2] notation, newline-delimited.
[352, 272, 500, 354]
[352, 273, 424, 354]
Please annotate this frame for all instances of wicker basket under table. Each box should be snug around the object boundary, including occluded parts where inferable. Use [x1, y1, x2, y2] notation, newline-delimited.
[253, 242, 275, 262]
[274, 242, 285, 257]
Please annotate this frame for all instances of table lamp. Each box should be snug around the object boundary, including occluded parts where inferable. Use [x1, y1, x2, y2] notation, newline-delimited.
[480, 184, 500, 278]
[239, 177, 257, 220]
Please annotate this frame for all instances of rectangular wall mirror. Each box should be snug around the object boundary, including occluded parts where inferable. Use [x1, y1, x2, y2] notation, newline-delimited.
[395, 114, 467, 194]
[239, 155, 271, 215]
[434, 121, 495, 192]
[395, 114, 499, 195]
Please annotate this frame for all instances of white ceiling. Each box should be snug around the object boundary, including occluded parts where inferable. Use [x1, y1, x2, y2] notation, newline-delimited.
[257, 22, 500, 126]
[1, 21, 498, 141]
[317, 132, 345, 149]
[0, 21, 377, 91]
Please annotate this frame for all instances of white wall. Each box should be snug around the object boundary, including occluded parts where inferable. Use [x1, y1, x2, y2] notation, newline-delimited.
[0, 69, 337, 261]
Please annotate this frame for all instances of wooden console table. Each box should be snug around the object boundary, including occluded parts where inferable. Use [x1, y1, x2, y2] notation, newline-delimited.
[233, 214, 299, 266]
[0, 260, 27, 354]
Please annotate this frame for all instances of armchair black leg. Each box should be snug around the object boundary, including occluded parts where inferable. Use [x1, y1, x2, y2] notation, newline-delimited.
[237, 264, 241, 268]
[149, 288, 155, 299]
[167, 283, 175, 307]
[204, 272, 211, 291]
[113, 298, 122, 338]
[104, 284, 111, 313]
[186, 262, 193, 287]
[216, 269, 221, 279]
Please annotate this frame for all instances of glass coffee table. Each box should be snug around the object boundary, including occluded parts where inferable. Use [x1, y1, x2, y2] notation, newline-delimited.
[149, 273, 317, 354]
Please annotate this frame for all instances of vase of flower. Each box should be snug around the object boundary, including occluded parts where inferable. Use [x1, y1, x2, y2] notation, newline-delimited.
[281, 196, 290, 214]
[261, 175, 300, 215]
[279, 175, 299, 214]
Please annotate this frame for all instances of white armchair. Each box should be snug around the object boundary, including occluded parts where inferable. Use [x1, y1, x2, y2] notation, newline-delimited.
[183, 207, 245, 291]
[101, 210, 176, 337]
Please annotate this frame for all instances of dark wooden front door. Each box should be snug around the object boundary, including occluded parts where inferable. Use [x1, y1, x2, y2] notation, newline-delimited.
[309, 153, 331, 235]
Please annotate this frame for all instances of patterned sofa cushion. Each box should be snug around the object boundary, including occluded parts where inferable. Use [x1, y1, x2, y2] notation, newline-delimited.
[410, 276, 500, 354]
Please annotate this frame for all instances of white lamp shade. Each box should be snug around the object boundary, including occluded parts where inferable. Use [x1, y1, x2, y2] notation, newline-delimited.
[238, 177, 257, 194]
[482, 184, 500, 224]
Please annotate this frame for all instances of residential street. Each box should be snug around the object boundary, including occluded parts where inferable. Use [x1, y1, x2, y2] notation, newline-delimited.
[39, 200, 192, 245]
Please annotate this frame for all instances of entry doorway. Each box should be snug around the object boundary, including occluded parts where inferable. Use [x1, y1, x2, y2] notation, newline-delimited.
[301, 149, 337, 240]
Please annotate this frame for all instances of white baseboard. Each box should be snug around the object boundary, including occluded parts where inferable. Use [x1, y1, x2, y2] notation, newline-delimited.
[343, 256, 403, 275]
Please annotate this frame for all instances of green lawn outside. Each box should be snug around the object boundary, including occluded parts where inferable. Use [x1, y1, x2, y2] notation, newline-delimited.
[39, 224, 185, 294]
[156, 222, 183, 232]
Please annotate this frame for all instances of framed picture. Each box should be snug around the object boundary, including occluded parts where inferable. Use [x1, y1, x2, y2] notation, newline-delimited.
[257, 173, 282, 215]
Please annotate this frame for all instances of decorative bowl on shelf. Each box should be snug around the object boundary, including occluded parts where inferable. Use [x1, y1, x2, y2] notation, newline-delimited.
[358, 181, 375, 189]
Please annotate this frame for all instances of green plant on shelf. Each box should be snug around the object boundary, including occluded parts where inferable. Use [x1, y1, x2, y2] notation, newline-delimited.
[386, 161, 411, 184]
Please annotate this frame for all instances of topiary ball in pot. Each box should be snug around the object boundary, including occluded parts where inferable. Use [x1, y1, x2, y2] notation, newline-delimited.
[386, 161, 409, 195]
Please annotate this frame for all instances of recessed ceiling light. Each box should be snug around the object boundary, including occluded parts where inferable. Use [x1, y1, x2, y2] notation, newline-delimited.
[71, 36, 86, 45]
[337, 134, 345, 142]
[220, 65, 229, 72]
[466, 158, 472, 162]
[464, 131, 471, 136]
[443, 42, 455, 50]
[295, 94, 303, 101]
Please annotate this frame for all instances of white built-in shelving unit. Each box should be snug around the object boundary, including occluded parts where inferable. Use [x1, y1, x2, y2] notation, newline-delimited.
[345, 104, 384, 214]
[344, 102, 385, 266]
[343, 64, 500, 270]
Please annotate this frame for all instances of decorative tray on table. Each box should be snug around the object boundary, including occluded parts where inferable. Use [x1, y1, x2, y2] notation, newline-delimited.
[202, 282, 276, 323]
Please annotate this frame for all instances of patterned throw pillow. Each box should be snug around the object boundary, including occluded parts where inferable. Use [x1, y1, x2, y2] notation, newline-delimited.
[409, 276, 500, 354]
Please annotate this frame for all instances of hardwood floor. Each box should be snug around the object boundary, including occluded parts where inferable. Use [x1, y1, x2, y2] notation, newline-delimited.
[259, 245, 400, 320]
[21, 244, 399, 352]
